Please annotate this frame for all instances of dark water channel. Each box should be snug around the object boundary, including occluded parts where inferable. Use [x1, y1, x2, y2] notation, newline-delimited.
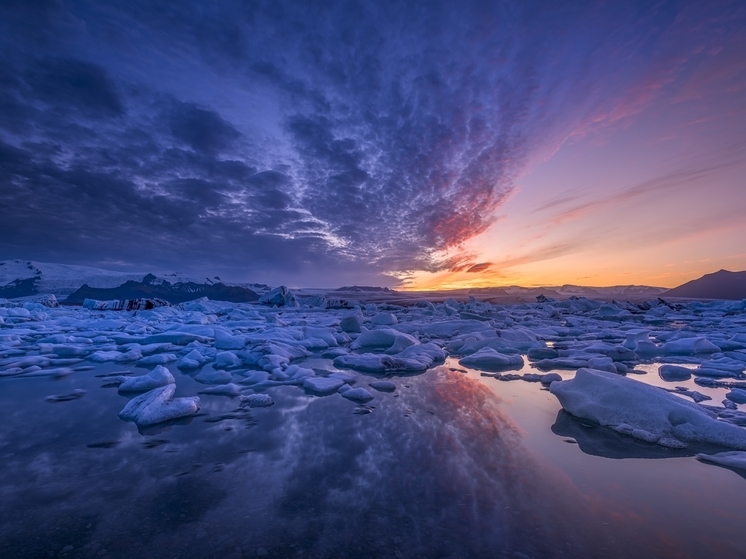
[1, 357, 746, 559]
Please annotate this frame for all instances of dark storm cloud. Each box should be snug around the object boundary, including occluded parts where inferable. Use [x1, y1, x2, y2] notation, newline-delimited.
[167, 101, 241, 155]
[0, 0, 740, 284]
[25, 57, 124, 118]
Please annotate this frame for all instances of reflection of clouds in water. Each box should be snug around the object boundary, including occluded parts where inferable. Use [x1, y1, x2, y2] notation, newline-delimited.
[0, 369, 635, 558]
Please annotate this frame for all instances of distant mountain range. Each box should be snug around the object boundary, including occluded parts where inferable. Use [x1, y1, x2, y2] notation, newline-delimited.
[0, 260, 267, 303]
[2, 260, 742, 304]
[64, 274, 260, 305]
[662, 270, 746, 300]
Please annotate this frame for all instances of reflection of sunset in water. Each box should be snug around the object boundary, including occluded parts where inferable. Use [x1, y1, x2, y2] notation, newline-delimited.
[2, 362, 746, 558]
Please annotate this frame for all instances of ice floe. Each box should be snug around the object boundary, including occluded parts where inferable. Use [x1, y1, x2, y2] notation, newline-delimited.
[551, 368, 746, 449]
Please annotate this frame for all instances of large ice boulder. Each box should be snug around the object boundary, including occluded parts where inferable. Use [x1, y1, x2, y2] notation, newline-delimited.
[550, 368, 746, 449]
[259, 286, 299, 308]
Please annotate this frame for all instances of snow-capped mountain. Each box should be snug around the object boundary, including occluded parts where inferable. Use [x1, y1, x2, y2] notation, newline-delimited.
[0, 260, 268, 300]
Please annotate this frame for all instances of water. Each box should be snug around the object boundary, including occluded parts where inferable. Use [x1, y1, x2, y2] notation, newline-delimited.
[2, 357, 746, 559]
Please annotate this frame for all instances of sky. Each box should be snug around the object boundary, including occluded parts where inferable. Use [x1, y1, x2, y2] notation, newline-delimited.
[0, 0, 744, 289]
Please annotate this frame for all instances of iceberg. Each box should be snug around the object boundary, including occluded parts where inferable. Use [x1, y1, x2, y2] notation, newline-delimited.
[550, 368, 746, 449]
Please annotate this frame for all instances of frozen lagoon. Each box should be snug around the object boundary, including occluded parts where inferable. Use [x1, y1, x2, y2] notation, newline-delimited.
[2, 295, 746, 558]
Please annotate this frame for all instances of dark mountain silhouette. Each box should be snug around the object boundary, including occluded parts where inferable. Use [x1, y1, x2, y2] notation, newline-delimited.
[663, 270, 746, 300]
[0, 276, 39, 298]
[64, 274, 259, 305]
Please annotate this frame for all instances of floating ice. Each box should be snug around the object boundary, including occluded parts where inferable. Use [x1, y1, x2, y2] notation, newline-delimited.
[660, 337, 721, 355]
[339, 311, 364, 333]
[118, 385, 200, 427]
[198, 383, 243, 397]
[177, 349, 207, 370]
[137, 353, 177, 366]
[258, 286, 299, 307]
[371, 312, 398, 325]
[303, 376, 345, 395]
[369, 380, 396, 392]
[239, 393, 274, 407]
[195, 368, 233, 384]
[696, 451, 746, 471]
[333, 353, 427, 373]
[117, 365, 175, 393]
[458, 347, 523, 371]
[726, 388, 746, 404]
[551, 368, 746, 449]
[45, 389, 86, 402]
[659, 364, 693, 381]
[214, 351, 242, 369]
[340, 387, 374, 403]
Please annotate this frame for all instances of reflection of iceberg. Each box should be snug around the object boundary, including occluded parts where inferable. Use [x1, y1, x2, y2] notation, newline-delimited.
[551, 410, 693, 459]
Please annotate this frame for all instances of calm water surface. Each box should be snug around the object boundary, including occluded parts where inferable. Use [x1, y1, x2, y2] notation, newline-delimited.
[1, 356, 745, 559]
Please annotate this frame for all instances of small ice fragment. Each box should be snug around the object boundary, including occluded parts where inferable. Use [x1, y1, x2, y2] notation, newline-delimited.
[339, 311, 364, 333]
[696, 451, 746, 471]
[118, 365, 175, 393]
[371, 312, 398, 325]
[45, 389, 86, 402]
[541, 373, 562, 384]
[239, 394, 274, 408]
[303, 377, 345, 395]
[137, 353, 177, 366]
[658, 364, 693, 382]
[458, 347, 523, 371]
[198, 383, 243, 397]
[726, 388, 746, 405]
[340, 387, 374, 403]
[214, 351, 242, 369]
[369, 381, 396, 392]
[195, 368, 233, 385]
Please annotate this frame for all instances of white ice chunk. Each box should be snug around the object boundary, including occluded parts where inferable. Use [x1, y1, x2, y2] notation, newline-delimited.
[726, 388, 746, 405]
[659, 364, 693, 381]
[195, 368, 232, 384]
[696, 451, 746, 471]
[198, 383, 243, 397]
[259, 286, 299, 307]
[339, 311, 364, 333]
[177, 349, 207, 370]
[239, 393, 274, 407]
[340, 387, 374, 403]
[214, 351, 242, 369]
[237, 371, 270, 385]
[333, 353, 427, 373]
[89, 349, 142, 363]
[137, 353, 177, 365]
[550, 368, 746, 449]
[118, 365, 175, 393]
[350, 328, 418, 351]
[303, 376, 345, 395]
[660, 337, 720, 355]
[214, 329, 247, 350]
[143, 332, 210, 345]
[371, 312, 398, 325]
[369, 380, 396, 392]
[303, 326, 338, 347]
[458, 347, 523, 371]
[118, 384, 199, 427]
